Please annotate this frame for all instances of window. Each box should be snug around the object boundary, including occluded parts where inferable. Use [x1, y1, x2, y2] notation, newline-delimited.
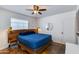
[11, 18, 28, 30]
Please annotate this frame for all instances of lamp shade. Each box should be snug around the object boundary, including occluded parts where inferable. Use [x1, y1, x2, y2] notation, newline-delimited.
[37, 27, 41, 32]
[8, 27, 12, 32]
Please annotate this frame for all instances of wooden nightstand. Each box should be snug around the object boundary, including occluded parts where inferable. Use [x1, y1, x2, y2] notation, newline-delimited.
[8, 32, 18, 48]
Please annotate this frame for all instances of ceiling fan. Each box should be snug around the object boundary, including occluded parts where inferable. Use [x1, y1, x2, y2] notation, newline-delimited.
[26, 5, 47, 15]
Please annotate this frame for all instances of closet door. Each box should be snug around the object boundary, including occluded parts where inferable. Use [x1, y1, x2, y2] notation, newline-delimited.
[63, 11, 76, 43]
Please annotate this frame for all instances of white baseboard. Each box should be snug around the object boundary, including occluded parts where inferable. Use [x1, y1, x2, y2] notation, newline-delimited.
[53, 40, 65, 44]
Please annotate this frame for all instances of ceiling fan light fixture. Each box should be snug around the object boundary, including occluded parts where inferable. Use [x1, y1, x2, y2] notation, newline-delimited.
[34, 10, 38, 14]
[26, 5, 47, 15]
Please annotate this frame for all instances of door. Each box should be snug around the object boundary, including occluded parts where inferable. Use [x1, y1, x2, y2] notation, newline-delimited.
[63, 12, 76, 43]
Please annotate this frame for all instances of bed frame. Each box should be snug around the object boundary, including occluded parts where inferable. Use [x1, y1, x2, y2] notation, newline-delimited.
[18, 41, 52, 54]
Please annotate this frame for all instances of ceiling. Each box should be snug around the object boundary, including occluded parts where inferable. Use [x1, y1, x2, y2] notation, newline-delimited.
[0, 5, 77, 18]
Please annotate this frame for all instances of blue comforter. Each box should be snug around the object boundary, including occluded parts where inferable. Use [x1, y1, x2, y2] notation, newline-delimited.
[18, 33, 52, 49]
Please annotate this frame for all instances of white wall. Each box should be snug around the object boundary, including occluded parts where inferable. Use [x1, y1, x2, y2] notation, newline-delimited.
[0, 8, 37, 50]
[38, 11, 76, 44]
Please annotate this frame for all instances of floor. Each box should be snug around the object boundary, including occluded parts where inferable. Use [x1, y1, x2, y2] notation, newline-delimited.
[0, 42, 65, 54]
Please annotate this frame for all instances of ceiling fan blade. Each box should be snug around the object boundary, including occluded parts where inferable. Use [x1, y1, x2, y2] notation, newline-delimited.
[39, 9, 46, 11]
[32, 12, 34, 14]
[38, 12, 42, 15]
[26, 9, 33, 11]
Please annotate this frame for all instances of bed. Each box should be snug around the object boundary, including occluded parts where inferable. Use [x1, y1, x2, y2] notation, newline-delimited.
[17, 32, 52, 53]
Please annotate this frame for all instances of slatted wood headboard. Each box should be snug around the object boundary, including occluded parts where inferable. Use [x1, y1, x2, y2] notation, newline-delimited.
[8, 29, 38, 43]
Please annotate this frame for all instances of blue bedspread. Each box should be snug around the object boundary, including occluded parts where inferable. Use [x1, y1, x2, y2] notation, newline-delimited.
[18, 33, 52, 49]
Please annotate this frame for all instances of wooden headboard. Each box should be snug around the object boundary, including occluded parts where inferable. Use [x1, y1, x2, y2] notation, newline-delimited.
[8, 29, 38, 43]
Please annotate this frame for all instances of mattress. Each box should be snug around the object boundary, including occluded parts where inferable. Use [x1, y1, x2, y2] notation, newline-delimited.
[18, 33, 52, 49]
